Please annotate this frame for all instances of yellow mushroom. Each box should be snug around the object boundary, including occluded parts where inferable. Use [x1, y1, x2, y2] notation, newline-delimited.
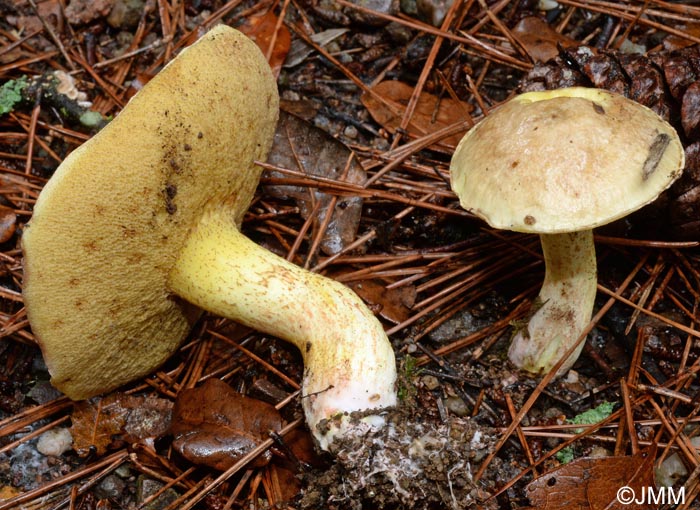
[22, 25, 396, 450]
[450, 87, 684, 376]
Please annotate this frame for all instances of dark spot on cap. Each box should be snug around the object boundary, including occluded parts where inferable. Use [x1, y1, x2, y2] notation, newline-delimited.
[642, 132, 671, 180]
[165, 183, 177, 199]
[524, 215, 536, 225]
[183, 143, 191, 151]
[197, 132, 203, 139]
[83, 240, 98, 252]
[592, 102, 605, 115]
[511, 160, 519, 168]
[306, 342, 312, 353]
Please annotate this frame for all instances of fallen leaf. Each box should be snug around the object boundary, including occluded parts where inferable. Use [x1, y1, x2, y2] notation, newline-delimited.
[361, 80, 472, 151]
[270, 428, 321, 502]
[346, 280, 416, 324]
[125, 72, 156, 100]
[283, 28, 348, 68]
[265, 111, 365, 255]
[238, 9, 291, 78]
[278, 98, 321, 121]
[170, 379, 283, 470]
[512, 17, 578, 63]
[71, 393, 173, 456]
[0, 485, 21, 501]
[663, 23, 700, 51]
[0, 205, 16, 243]
[526, 444, 657, 510]
[64, 0, 114, 26]
[8, 0, 64, 33]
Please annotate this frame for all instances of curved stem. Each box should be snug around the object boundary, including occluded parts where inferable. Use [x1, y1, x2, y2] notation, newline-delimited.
[508, 230, 597, 376]
[167, 209, 397, 450]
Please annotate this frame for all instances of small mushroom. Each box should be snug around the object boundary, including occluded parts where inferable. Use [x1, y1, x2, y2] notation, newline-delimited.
[22, 25, 396, 451]
[450, 87, 684, 376]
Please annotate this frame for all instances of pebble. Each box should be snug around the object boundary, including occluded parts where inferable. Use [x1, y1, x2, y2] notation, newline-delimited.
[137, 476, 180, 510]
[107, 0, 145, 29]
[36, 427, 73, 457]
[443, 396, 469, 417]
[96, 474, 126, 500]
[343, 125, 358, 139]
[421, 375, 440, 391]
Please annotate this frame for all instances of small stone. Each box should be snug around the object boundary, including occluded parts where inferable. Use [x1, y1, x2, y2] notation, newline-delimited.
[107, 0, 146, 29]
[96, 474, 126, 500]
[28, 380, 62, 405]
[416, 0, 453, 27]
[443, 396, 470, 417]
[538, 0, 559, 10]
[344, 0, 399, 26]
[421, 375, 440, 391]
[36, 428, 73, 457]
[137, 476, 180, 510]
[343, 125, 358, 139]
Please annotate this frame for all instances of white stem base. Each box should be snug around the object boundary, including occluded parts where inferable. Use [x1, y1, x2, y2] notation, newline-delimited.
[168, 210, 397, 450]
[508, 231, 597, 377]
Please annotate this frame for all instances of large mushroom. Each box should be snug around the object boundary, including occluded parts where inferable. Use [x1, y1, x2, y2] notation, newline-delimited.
[22, 25, 396, 451]
[450, 87, 684, 376]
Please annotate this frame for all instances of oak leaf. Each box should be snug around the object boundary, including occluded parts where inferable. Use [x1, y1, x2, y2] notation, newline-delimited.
[361, 80, 472, 151]
[525, 444, 657, 510]
[170, 379, 283, 470]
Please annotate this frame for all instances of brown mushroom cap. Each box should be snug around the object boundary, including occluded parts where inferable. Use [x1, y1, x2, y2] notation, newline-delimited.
[22, 26, 279, 400]
[450, 87, 685, 234]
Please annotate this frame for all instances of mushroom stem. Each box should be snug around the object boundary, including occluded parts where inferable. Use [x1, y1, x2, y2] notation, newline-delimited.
[507, 230, 597, 376]
[168, 209, 397, 450]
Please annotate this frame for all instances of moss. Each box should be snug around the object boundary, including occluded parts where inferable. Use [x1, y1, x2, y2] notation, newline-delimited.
[0, 77, 28, 116]
[397, 355, 420, 403]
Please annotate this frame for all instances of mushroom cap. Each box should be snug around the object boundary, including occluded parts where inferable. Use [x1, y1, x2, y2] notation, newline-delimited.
[450, 87, 685, 233]
[22, 26, 279, 400]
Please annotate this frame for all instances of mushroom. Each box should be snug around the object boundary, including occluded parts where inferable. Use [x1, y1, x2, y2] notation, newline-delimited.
[22, 25, 397, 451]
[449, 87, 684, 376]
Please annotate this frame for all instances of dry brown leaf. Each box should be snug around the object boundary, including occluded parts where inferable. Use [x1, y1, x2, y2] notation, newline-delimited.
[347, 280, 416, 324]
[512, 17, 578, 63]
[265, 111, 365, 255]
[170, 379, 283, 470]
[64, 0, 114, 26]
[71, 393, 173, 456]
[361, 80, 472, 151]
[269, 428, 320, 502]
[0, 205, 16, 243]
[663, 23, 700, 51]
[0, 485, 21, 501]
[525, 444, 657, 510]
[238, 9, 291, 78]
